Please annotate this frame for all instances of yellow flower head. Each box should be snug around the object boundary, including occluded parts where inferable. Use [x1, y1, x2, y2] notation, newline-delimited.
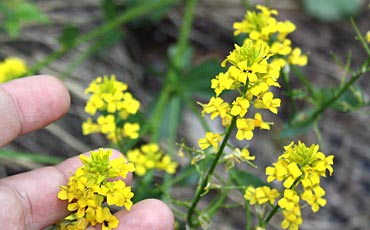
[198, 132, 223, 150]
[127, 143, 178, 176]
[82, 76, 141, 144]
[244, 185, 280, 205]
[233, 5, 307, 68]
[0, 57, 27, 83]
[264, 141, 334, 228]
[58, 148, 135, 229]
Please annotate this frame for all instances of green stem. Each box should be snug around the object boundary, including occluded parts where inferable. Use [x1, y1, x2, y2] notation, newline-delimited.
[261, 177, 302, 227]
[173, 0, 197, 68]
[186, 116, 237, 227]
[27, 0, 177, 75]
[294, 65, 370, 128]
[245, 201, 251, 230]
[350, 18, 370, 56]
[150, 0, 197, 142]
[262, 203, 279, 226]
[150, 85, 173, 142]
[281, 66, 297, 118]
[206, 187, 229, 218]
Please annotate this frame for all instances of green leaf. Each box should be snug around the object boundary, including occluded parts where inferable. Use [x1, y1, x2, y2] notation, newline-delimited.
[229, 168, 267, 188]
[280, 118, 313, 138]
[59, 26, 79, 48]
[168, 44, 194, 70]
[159, 95, 183, 143]
[182, 59, 224, 98]
[102, 0, 118, 21]
[331, 86, 365, 112]
[0, 149, 64, 165]
[0, 2, 48, 37]
[303, 0, 362, 22]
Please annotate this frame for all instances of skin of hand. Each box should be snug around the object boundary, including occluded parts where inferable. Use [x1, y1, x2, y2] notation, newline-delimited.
[0, 75, 174, 230]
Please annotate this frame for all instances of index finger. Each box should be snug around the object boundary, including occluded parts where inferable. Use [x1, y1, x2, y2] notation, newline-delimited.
[0, 75, 70, 146]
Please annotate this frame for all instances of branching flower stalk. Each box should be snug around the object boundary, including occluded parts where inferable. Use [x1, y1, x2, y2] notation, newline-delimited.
[186, 116, 236, 226]
[187, 4, 313, 228]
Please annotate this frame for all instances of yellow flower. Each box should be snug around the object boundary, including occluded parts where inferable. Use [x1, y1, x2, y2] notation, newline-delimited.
[97, 115, 116, 134]
[244, 186, 280, 205]
[271, 39, 292, 55]
[0, 57, 27, 83]
[82, 118, 100, 135]
[211, 72, 234, 96]
[281, 204, 302, 230]
[288, 48, 308, 66]
[278, 189, 299, 211]
[235, 118, 255, 140]
[253, 113, 270, 130]
[201, 96, 230, 120]
[366, 31, 370, 43]
[127, 143, 178, 176]
[233, 4, 278, 40]
[230, 96, 250, 117]
[198, 132, 223, 150]
[122, 122, 140, 139]
[254, 92, 281, 114]
[233, 5, 307, 68]
[223, 147, 255, 170]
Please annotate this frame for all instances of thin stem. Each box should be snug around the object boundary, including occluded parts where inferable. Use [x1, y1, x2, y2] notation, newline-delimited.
[186, 116, 237, 227]
[150, 0, 197, 142]
[294, 65, 370, 128]
[173, 0, 197, 68]
[350, 18, 370, 56]
[281, 66, 297, 118]
[245, 201, 251, 230]
[262, 177, 302, 227]
[262, 203, 280, 226]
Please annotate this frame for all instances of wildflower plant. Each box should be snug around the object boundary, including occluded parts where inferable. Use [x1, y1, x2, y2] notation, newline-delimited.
[50, 1, 370, 229]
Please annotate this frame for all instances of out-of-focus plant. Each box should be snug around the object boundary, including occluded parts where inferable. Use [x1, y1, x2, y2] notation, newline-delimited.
[0, 0, 48, 37]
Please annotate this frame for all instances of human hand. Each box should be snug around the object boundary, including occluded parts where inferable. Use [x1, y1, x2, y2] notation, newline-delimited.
[0, 75, 174, 229]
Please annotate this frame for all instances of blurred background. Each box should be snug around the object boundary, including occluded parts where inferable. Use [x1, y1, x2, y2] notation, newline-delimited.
[1, 0, 369, 229]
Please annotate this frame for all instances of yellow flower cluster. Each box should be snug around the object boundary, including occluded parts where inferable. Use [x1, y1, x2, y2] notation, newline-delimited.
[244, 141, 333, 230]
[234, 5, 308, 67]
[200, 38, 279, 143]
[58, 149, 135, 230]
[0, 57, 27, 83]
[127, 143, 178, 176]
[244, 185, 280, 206]
[82, 75, 140, 143]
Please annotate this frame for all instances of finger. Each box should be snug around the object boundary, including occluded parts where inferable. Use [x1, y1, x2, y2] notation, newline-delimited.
[0, 75, 70, 146]
[0, 149, 131, 230]
[115, 199, 174, 230]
